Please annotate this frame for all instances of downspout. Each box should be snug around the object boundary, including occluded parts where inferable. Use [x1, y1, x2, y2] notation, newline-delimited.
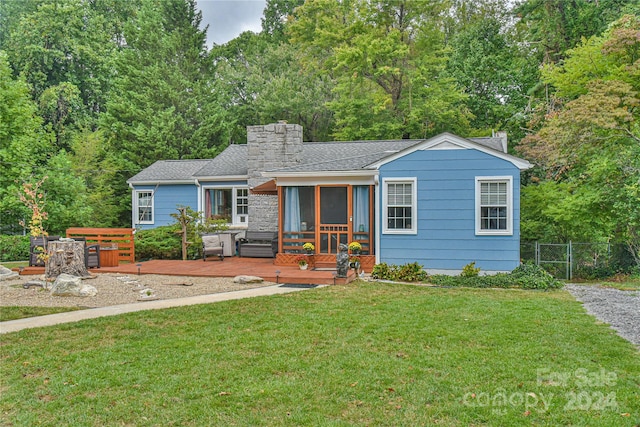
[128, 182, 136, 229]
[195, 179, 202, 224]
[374, 174, 381, 265]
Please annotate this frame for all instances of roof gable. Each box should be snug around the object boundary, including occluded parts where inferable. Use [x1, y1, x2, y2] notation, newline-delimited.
[367, 133, 533, 170]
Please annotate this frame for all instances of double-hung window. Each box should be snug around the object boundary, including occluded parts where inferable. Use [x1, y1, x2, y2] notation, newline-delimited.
[205, 187, 249, 226]
[476, 177, 512, 235]
[135, 190, 154, 224]
[383, 178, 417, 234]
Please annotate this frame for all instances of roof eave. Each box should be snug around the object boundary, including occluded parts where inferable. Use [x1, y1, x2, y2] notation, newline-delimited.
[126, 179, 197, 186]
[263, 170, 377, 179]
[194, 175, 248, 182]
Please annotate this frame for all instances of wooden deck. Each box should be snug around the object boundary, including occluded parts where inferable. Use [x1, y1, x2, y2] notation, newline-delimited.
[17, 257, 357, 286]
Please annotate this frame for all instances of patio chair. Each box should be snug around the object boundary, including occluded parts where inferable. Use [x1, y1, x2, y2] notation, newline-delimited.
[202, 234, 224, 261]
[85, 243, 101, 268]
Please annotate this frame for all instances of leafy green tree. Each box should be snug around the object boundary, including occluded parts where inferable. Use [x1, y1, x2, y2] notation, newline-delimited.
[518, 15, 640, 265]
[514, 0, 637, 64]
[288, 0, 471, 140]
[261, 0, 305, 42]
[102, 0, 230, 224]
[0, 51, 54, 233]
[446, 16, 537, 136]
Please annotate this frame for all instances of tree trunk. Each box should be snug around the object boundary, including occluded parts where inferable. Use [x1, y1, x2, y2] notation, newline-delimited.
[45, 240, 91, 279]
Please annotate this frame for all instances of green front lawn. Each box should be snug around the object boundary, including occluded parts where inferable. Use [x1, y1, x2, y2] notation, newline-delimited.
[0, 306, 81, 322]
[1, 283, 638, 426]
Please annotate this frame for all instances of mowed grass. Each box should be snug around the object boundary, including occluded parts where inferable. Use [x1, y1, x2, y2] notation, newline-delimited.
[1, 282, 638, 426]
[0, 306, 81, 322]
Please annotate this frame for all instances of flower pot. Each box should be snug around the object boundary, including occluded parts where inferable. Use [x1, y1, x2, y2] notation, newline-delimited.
[299, 264, 308, 270]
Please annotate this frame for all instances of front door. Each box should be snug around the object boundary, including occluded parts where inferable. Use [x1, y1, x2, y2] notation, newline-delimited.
[318, 186, 349, 254]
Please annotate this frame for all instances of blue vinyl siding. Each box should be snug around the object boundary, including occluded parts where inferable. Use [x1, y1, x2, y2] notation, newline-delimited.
[379, 149, 521, 273]
[133, 184, 198, 230]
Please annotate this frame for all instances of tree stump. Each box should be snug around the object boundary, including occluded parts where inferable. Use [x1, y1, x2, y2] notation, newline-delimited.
[45, 240, 91, 279]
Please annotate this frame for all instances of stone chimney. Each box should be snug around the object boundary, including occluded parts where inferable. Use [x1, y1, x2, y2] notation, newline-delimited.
[494, 130, 508, 153]
[246, 122, 303, 231]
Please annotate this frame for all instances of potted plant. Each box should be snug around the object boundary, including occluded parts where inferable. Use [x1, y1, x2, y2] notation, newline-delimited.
[349, 256, 361, 269]
[302, 242, 315, 254]
[348, 241, 362, 254]
[296, 256, 308, 270]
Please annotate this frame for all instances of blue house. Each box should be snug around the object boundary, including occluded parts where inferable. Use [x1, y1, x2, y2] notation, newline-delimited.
[127, 123, 532, 274]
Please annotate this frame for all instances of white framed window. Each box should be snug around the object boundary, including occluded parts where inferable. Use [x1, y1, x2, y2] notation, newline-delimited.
[235, 187, 248, 225]
[135, 190, 154, 224]
[475, 176, 513, 235]
[383, 178, 417, 234]
[204, 186, 249, 227]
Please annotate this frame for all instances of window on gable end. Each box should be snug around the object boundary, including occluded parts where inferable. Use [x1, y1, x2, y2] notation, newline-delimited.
[476, 176, 513, 235]
[383, 178, 417, 234]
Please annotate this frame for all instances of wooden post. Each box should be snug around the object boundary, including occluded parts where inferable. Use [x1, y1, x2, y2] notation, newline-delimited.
[45, 240, 91, 279]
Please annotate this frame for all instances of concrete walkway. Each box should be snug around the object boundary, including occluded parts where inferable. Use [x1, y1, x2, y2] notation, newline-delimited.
[0, 284, 318, 334]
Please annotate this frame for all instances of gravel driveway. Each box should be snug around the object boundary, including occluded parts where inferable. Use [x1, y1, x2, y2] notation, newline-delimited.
[565, 284, 640, 349]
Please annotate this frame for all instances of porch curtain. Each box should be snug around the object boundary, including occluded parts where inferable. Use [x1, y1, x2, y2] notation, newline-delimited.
[205, 190, 211, 218]
[353, 186, 369, 232]
[284, 187, 301, 232]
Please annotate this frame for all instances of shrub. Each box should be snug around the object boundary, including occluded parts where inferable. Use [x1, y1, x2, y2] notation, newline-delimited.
[460, 261, 481, 277]
[511, 262, 564, 289]
[135, 225, 183, 260]
[0, 235, 30, 262]
[371, 262, 426, 282]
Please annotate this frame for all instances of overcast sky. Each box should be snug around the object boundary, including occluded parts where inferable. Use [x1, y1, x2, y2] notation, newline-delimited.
[196, 0, 267, 47]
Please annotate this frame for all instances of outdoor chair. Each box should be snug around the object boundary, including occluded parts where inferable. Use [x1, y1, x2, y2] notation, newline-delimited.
[85, 243, 101, 268]
[202, 234, 224, 261]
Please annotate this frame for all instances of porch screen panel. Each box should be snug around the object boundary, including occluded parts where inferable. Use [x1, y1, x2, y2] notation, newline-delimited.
[320, 187, 347, 224]
[353, 186, 369, 232]
[283, 187, 315, 232]
[284, 187, 301, 232]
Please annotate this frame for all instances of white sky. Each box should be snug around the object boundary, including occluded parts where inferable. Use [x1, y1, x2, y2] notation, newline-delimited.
[196, 0, 267, 47]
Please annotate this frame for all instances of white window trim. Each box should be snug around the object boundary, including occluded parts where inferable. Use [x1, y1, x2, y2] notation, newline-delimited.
[134, 190, 154, 225]
[382, 177, 417, 235]
[475, 176, 513, 236]
[203, 185, 249, 228]
[234, 187, 249, 226]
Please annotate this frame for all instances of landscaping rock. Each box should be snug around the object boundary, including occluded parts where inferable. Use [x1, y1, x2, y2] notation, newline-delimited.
[138, 288, 158, 301]
[0, 265, 19, 281]
[50, 273, 98, 297]
[233, 275, 264, 284]
[23, 280, 46, 289]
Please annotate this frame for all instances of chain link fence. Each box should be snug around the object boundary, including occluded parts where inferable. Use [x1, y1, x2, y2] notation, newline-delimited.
[521, 241, 633, 280]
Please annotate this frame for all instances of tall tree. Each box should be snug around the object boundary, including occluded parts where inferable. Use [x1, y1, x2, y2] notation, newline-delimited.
[446, 16, 536, 134]
[518, 15, 640, 264]
[288, 0, 471, 140]
[0, 51, 54, 233]
[101, 0, 229, 224]
[261, 0, 305, 42]
[514, 0, 637, 64]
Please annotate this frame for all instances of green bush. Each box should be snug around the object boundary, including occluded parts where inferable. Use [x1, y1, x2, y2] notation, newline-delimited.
[428, 263, 564, 290]
[372, 260, 564, 290]
[460, 261, 481, 277]
[0, 235, 30, 262]
[510, 262, 564, 289]
[371, 262, 426, 282]
[135, 226, 183, 260]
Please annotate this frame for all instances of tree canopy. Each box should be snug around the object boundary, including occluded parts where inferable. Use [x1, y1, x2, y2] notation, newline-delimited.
[0, 0, 637, 264]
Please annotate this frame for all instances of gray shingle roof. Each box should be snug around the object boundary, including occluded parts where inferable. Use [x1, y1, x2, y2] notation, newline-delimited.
[127, 159, 212, 183]
[273, 140, 420, 173]
[127, 134, 517, 183]
[193, 144, 247, 178]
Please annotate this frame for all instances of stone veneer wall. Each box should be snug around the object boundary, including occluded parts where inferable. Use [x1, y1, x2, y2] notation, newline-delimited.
[246, 122, 303, 231]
